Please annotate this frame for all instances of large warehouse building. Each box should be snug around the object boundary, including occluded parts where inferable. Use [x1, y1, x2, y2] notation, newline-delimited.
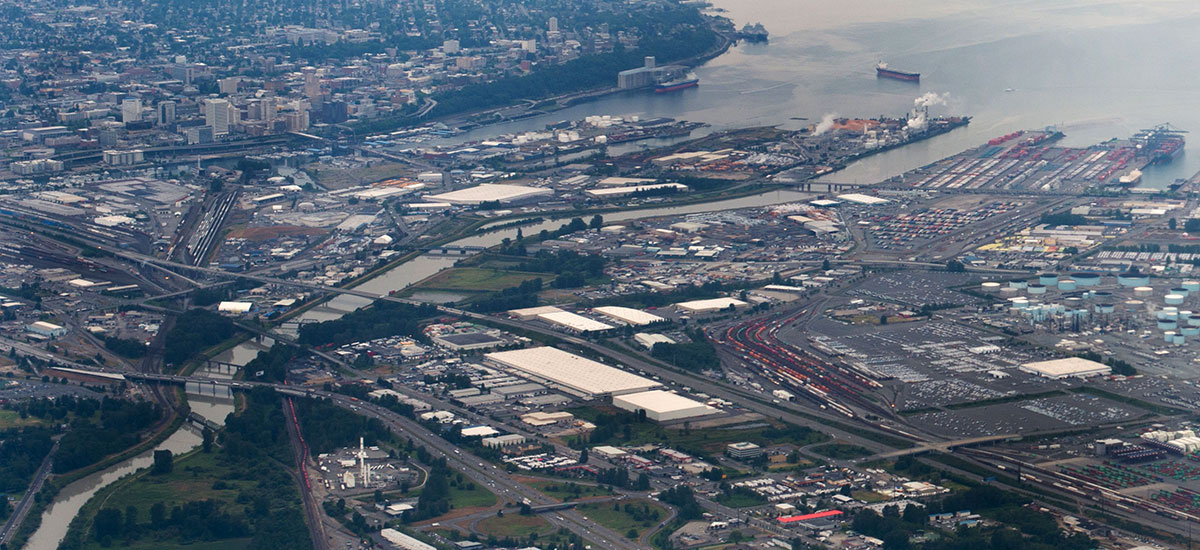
[1019, 357, 1111, 379]
[484, 347, 661, 398]
[592, 306, 665, 326]
[675, 297, 748, 314]
[425, 183, 553, 205]
[536, 311, 614, 333]
[612, 390, 719, 422]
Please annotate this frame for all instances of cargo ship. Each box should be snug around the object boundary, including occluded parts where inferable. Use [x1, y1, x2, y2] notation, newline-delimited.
[1132, 124, 1187, 166]
[876, 61, 919, 82]
[655, 77, 699, 93]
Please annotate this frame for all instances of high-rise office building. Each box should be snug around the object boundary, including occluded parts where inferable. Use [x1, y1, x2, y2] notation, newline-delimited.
[157, 101, 176, 126]
[205, 98, 232, 135]
[121, 98, 142, 123]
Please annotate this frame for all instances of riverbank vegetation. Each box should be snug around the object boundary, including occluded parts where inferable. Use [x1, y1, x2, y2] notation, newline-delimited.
[60, 388, 310, 550]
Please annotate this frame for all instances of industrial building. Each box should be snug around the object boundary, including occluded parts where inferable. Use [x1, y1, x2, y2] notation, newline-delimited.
[429, 332, 506, 351]
[26, 321, 67, 338]
[611, 390, 719, 422]
[482, 434, 527, 449]
[535, 311, 614, 333]
[836, 193, 889, 205]
[592, 306, 665, 326]
[425, 183, 552, 205]
[521, 411, 574, 427]
[616, 56, 686, 89]
[675, 297, 748, 314]
[634, 333, 675, 349]
[380, 528, 436, 550]
[507, 305, 564, 320]
[217, 301, 253, 314]
[484, 347, 660, 398]
[1019, 357, 1111, 379]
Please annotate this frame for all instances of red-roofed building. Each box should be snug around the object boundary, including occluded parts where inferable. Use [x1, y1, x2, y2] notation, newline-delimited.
[777, 509, 843, 524]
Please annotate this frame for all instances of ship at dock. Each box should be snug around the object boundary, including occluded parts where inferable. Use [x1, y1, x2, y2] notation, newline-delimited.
[1132, 123, 1187, 166]
[876, 61, 920, 82]
[655, 77, 699, 93]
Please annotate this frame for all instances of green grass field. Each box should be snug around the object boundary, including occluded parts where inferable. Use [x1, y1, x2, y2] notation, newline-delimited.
[401, 480, 498, 512]
[810, 443, 873, 460]
[568, 406, 828, 457]
[577, 500, 667, 536]
[79, 451, 257, 550]
[523, 479, 613, 501]
[715, 491, 767, 508]
[449, 482, 498, 509]
[413, 268, 549, 293]
[475, 514, 555, 538]
[0, 409, 46, 429]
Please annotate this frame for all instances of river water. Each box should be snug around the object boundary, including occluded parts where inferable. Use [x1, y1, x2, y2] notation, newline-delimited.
[25, 367, 237, 549]
[448, 0, 1200, 188]
[31, 2, 1200, 545]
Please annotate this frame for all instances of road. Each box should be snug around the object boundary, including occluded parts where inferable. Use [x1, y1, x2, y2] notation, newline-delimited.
[44, 365, 648, 550]
[0, 437, 60, 545]
[321, 394, 647, 550]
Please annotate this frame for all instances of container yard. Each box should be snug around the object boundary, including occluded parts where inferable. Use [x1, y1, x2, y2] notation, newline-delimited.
[891, 127, 1185, 193]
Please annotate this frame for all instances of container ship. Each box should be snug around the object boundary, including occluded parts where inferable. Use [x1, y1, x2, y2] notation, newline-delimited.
[1132, 124, 1187, 166]
[876, 62, 919, 82]
[655, 77, 699, 93]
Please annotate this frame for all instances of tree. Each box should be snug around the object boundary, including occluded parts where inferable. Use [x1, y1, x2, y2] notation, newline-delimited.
[124, 505, 139, 536]
[589, 214, 603, 229]
[202, 428, 214, 453]
[152, 450, 173, 475]
[150, 502, 166, 527]
[1170, 217, 1178, 230]
[579, 447, 589, 464]
[821, 258, 831, 271]
[94, 507, 123, 542]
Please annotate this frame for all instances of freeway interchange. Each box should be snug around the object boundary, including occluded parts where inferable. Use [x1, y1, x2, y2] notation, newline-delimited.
[17, 211, 1200, 547]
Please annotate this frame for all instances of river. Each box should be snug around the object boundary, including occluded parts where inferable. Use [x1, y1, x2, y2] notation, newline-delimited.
[24, 363, 238, 550]
[30, 1, 1200, 545]
[302, 1, 1200, 321]
[445, 0, 1200, 188]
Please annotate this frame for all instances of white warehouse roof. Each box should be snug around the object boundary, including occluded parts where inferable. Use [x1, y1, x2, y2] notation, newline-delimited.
[593, 306, 665, 326]
[675, 297, 748, 313]
[1019, 357, 1111, 379]
[217, 301, 253, 313]
[380, 528, 435, 550]
[612, 390, 719, 422]
[634, 333, 676, 349]
[508, 305, 565, 320]
[836, 193, 889, 205]
[484, 347, 660, 398]
[536, 311, 614, 333]
[426, 184, 553, 205]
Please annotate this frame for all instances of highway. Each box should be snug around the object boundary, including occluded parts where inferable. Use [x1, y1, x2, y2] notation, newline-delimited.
[34, 367, 647, 550]
[319, 393, 646, 550]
